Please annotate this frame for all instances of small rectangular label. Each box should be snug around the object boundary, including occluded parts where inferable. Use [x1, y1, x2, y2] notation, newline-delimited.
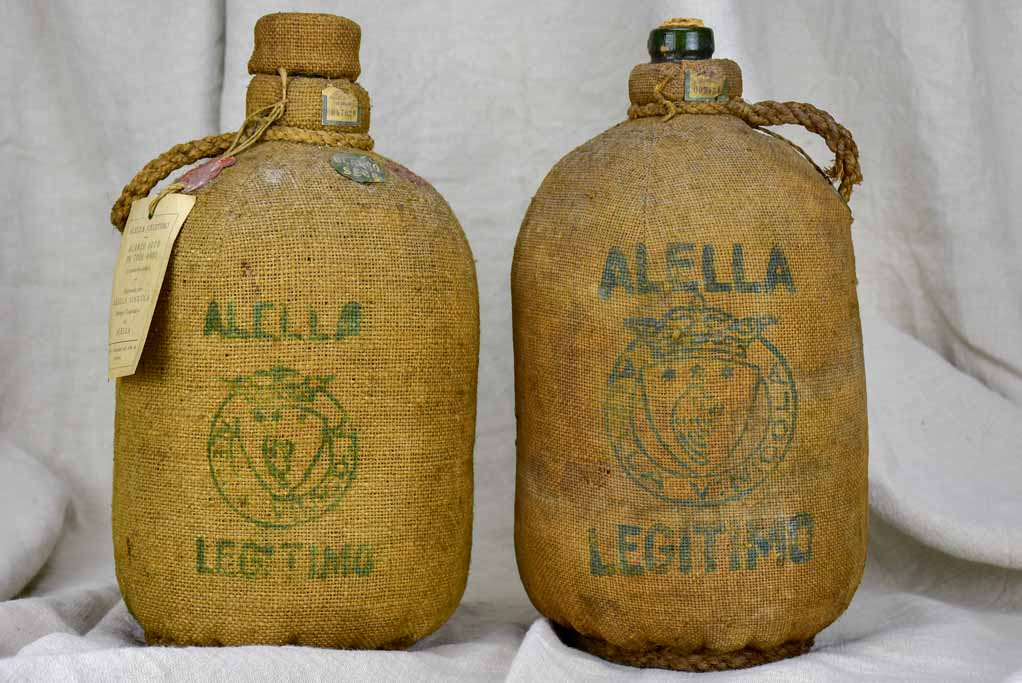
[322, 85, 360, 127]
[108, 193, 195, 379]
[684, 71, 729, 102]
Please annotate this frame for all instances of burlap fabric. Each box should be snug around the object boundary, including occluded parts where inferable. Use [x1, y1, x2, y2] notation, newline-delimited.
[628, 60, 743, 106]
[248, 13, 361, 79]
[247, 74, 370, 133]
[112, 13, 478, 648]
[512, 56, 866, 670]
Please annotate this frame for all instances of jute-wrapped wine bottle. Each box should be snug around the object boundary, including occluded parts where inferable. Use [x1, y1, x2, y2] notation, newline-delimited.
[512, 19, 866, 670]
[110, 13, 478, 648]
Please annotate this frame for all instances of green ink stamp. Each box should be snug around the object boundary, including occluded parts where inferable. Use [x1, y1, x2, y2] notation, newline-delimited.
[330, 152, 387, 184]
[604, 294, 797, 507]
[208, 366, 358, 529]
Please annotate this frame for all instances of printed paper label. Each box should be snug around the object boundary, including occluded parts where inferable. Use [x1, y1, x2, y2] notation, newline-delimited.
[321, 85, 360, 127]
[684, 70, 729, 102]
[108, 193, 195, 379]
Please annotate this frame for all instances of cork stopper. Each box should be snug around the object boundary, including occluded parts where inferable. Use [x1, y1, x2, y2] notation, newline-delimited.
[660, 18, 705, 28]
[248, 12, 361, 80]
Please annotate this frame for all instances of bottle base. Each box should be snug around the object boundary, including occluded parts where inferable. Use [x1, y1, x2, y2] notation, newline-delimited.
[556, 624, 813, 671]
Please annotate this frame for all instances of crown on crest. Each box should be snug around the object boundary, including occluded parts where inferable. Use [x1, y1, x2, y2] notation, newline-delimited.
[625, 295, 777, 361]
[225, 366, 334, 406]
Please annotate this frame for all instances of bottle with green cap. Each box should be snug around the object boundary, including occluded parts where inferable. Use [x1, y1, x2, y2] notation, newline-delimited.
[648, 17, 715, 61]
[512, 18, 866, 670]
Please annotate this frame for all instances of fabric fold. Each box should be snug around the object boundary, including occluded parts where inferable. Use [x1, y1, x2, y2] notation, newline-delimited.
[863, 314, 1022, 570]
[0, 442, 70, 602]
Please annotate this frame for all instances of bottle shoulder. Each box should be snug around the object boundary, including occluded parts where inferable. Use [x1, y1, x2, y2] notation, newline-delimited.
[531, 115, 847, 214]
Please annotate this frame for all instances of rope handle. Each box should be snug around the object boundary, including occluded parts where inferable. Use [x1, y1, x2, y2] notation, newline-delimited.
[633, 75, 863, 201]
[109, 68, 374, 231]
[110, 134, 233, 231]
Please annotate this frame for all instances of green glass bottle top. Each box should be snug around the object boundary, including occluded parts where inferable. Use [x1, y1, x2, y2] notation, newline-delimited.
[648, 18, 714, 62]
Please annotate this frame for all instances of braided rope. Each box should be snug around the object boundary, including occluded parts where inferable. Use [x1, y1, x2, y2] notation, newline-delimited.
[629, 76, 862, 202]
[263, 127, 373, 149]
[110, 126, 374, 231]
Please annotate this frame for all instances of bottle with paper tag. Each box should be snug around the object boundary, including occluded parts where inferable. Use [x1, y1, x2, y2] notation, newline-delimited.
[512, 19, 867, 670]
[109, 12, 478, 649]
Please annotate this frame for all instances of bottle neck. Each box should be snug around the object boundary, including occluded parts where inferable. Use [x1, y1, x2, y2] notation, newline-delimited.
[629, 59, 743, 109]
[246, 74, 371, 134]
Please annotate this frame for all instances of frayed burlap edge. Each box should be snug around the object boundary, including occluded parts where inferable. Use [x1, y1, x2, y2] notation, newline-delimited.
[555, 623, 813, 672]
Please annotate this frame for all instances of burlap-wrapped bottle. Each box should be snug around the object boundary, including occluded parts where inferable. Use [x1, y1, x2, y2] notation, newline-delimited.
[512, 19, 866, 670]
[110, 13, 478, 648]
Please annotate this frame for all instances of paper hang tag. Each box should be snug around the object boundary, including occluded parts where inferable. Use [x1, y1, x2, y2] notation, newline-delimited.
[108, 193, 195, 379]
[321, 85, 360, 127]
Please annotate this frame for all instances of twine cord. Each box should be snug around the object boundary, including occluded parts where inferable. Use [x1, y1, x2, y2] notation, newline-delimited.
[639, 74, 862, 201]
[653, 78, 678, 122]
[115, 68, 374, 230]
[223, 67, 290, 158]
[145, 68, 289, 219]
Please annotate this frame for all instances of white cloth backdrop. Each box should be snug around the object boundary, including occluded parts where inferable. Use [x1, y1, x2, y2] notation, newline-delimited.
[1, 0, 1021, 680]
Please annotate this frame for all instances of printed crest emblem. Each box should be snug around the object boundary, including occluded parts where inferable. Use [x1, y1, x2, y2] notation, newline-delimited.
[208, 366, 358, 528]
[604, 296, 797, 506]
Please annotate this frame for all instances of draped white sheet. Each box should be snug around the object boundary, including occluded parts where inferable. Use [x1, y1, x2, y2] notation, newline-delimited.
[1, 1, 1021, 680]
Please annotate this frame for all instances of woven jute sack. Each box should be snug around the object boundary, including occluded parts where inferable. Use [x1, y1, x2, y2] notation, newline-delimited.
[110, 13, 478, 648]
[512, 20, 866, 671]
